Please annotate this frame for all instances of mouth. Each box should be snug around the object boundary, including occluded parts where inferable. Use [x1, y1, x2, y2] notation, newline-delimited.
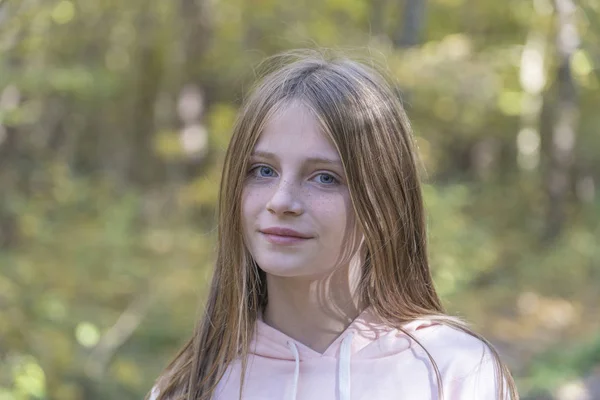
[258, 227, 313, 245]
[259, 227, 313, 239]
[260, 232, 312, 245]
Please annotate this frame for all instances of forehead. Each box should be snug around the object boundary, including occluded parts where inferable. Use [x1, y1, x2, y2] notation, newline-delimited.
[253, 102, 339, 158]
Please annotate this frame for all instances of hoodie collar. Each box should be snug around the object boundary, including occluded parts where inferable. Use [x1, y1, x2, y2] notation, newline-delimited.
[252, 307, 436, 360]
[252, 307, 439, 400]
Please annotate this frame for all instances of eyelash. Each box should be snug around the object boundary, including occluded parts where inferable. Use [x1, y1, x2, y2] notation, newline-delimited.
[247, 165, 340, 185]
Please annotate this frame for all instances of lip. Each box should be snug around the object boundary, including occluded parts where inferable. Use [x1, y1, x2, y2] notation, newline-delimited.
[259, 227, 313, 245]
[260, 227, 313, 239]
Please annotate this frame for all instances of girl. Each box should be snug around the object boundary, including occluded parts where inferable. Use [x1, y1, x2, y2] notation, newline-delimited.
[148, 50, 519, 400]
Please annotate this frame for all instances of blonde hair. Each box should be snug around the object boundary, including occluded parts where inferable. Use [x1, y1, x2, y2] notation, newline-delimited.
[150, 49, 519, 400]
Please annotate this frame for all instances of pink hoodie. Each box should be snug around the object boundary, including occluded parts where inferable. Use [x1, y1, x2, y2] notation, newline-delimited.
[149, 308, 507, 399]
[210, 307, 507, 400]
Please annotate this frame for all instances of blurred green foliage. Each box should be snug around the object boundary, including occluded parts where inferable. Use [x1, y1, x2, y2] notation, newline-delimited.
[525, 333, 600, 393]
[0, 0, 599, 399]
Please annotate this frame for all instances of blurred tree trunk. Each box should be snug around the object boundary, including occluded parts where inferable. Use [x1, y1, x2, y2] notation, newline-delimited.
[369, 0, 388, 36]
[0, 2, 25, 249]
[126, 6, 164, 186]
[180, 0, 211, 80]
[130, 45, 163, 186]
[177, 0, 212, 178]
[393, 0, 427, 48]
[0, 125, 19, 249]
[542, 0, 579, 242]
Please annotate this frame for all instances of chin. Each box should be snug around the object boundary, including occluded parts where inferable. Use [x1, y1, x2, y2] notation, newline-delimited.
[255, 259, 335, 280]
[256, 262, 309, 278]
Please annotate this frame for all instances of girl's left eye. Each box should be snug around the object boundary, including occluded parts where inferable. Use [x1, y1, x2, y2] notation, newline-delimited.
[314, 173, 338, 185]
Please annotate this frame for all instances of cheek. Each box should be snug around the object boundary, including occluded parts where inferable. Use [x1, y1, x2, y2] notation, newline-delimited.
[313, 193, 356, 234]
[241, 189, 257, 226]
[241, 187, 270, 228]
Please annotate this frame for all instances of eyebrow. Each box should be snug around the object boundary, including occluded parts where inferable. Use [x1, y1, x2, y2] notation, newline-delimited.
[250, 150, 343, 166]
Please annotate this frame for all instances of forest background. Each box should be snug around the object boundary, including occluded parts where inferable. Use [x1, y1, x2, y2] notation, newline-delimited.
[0, 0, 599, 399]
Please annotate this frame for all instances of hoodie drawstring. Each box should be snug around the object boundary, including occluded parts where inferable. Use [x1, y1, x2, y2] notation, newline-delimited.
[287, 340, 300, 400]
[339, 331, 354, 400]
[286, 331, 354, 400]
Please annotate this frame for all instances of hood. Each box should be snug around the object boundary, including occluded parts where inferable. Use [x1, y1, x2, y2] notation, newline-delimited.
[250, 307, 441, 400]
[252, 307, 438, 360]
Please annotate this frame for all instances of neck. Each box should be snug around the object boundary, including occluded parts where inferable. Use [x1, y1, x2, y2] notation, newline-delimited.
[262, 263, 365, 354]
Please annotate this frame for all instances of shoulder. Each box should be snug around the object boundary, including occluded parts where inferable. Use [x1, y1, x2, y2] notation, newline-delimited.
[412, 323, 495, 380]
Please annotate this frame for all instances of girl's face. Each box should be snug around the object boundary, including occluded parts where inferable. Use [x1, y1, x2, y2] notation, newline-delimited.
[241, 102, 361, 279]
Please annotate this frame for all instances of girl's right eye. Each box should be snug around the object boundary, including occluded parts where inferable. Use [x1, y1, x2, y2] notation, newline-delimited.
[249, 165, 277, 178]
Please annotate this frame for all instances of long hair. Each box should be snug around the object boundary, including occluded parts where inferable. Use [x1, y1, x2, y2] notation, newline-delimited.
[151, 50, 519, 400]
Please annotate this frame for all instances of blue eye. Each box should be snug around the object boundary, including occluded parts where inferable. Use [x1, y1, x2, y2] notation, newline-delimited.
[316, 173, 338, 185]
[249, 165, 276, 178]
[258, 166, 275, 177]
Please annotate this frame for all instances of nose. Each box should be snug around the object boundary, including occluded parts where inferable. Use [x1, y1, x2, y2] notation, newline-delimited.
[266, 179, 304, 216]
